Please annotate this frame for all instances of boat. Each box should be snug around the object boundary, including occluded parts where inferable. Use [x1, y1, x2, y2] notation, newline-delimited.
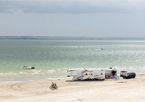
[22, 66, 35, 69]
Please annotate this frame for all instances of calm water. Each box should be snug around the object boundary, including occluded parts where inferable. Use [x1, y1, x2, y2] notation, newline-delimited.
[0, 40, 145, 81]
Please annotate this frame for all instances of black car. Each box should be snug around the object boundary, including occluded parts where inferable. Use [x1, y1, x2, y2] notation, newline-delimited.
[120, 71, 127, 77]
[123, 72, 136, 79]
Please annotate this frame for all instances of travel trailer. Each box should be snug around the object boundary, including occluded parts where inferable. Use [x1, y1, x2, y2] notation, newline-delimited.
[67, 68, 105, 80]
[67, 68, 117, 80]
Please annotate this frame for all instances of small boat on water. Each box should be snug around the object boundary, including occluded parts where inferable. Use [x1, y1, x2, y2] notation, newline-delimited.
[22, 66, 35, 69]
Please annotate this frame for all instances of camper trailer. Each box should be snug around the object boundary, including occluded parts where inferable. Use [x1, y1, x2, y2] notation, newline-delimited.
[67, 68, 105, 80]
[67, 68, 117, 80]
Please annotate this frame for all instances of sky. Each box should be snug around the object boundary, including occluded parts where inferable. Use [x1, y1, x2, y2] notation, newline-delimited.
[0, 0, 145, 37]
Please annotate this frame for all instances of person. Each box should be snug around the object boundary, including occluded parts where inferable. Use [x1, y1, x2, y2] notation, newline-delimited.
[105, 75, 108, 79]
[55, 83, 57, 87]
[111, 75, 114, 79]
[108, 75, 110, 79]
[110, 75, 112, 79]
[51, 82, 55, 88]
[115, 75, 118, 80]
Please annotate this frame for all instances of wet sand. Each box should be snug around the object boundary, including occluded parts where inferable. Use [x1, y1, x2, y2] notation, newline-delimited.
[0, 74, 145, 102]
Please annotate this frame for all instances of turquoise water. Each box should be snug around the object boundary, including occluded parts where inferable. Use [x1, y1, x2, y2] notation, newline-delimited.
[0, 40, 145, 81]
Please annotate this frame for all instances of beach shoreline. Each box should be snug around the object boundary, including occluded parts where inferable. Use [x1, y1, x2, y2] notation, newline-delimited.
[0, 74, 145, 102]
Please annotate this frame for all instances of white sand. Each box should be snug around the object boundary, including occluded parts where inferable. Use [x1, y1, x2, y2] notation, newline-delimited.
[0, 74, 145, 102]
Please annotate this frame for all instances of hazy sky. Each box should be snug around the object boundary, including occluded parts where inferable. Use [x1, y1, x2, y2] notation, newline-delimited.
[0, 0, 145, 37]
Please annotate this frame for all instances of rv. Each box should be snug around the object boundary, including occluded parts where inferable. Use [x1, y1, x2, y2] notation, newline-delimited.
[67, 68, 105, 80]
[67, 68, 117, 80]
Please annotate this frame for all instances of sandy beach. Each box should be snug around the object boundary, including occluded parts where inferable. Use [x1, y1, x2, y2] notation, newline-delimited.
[0, 74, 145, 102]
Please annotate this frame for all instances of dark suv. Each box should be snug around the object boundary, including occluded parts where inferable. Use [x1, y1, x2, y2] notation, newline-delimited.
[123, 72, 136, 79]
[120, 71, 127, 77]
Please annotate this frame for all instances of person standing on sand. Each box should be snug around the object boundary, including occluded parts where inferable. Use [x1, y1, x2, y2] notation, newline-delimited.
[108, 75, 110, 79]
[115, 75, 118, 80]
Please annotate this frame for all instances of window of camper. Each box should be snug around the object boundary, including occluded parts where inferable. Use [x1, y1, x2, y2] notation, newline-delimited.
[89, 73, 93, 75]
[83, 73, 87, 76]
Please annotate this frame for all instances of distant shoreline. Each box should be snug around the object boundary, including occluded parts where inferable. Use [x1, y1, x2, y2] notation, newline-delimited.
[1, 36, 145, 40]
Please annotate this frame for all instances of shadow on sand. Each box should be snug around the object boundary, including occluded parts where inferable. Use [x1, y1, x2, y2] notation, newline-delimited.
[66, 79, 105, 82]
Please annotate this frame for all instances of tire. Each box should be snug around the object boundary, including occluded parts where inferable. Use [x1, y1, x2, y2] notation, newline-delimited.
[55, 86, 58, 90]
[102, 79, 105, 81]
[49, 86, 53, 90]
[49, 86, 54, 90]
[49, 86, 58, 90]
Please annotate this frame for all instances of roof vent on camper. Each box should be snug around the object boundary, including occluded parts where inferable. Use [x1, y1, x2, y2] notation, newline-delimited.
[110, 67, 112, 69]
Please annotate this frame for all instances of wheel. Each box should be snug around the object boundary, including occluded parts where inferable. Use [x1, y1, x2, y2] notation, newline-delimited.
[49, 86, 54, 90]
[49, 86, 55, 90]
[50, 86, 58, 90]
[55, 86, 58, 90]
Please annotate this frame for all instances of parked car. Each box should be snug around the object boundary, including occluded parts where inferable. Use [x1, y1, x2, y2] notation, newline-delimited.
[123, 72, 136, 79]
[120, 71, 127, 77]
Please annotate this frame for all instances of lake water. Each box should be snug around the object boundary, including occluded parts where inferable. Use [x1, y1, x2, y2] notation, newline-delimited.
[0, 40, 145, 81]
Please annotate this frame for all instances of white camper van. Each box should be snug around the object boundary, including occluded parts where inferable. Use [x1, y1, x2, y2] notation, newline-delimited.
[67, 68, 105, 80]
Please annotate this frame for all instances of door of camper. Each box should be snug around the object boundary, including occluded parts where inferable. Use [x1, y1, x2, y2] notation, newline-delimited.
[71, 70, 83, 80]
